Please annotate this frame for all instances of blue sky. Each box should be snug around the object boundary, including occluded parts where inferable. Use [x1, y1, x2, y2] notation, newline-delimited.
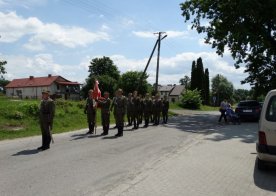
[0, 0, 250, 89]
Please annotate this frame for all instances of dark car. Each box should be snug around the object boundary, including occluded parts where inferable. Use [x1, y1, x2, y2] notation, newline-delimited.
[235, 100, 262, 121]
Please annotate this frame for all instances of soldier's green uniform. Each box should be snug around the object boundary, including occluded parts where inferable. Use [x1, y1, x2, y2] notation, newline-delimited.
[162, 97, 169, 124]
[153, 96, 162, 125]
[143, 95, 152, 127]
[127, 93, 133, 126]
[38, 91, 55, 150]
[114, 91, 127, 137]
[110, 96, 117, 128]
[84, 97, 97, 134]
[98, 97, 111, 135]
[132, 95, 140, 129]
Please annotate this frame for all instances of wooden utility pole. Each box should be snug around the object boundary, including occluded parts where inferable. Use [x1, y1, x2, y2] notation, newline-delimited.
[139, 32, 167, 94]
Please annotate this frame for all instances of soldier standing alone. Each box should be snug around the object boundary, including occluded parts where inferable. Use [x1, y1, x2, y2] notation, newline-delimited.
[84, 89, 97, 134]
[114, 89, 127, 137]
[97, 92, 111, 136]
[37, 90, 55, 151]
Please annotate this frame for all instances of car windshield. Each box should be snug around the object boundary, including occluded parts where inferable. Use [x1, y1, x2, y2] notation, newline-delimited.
[238, 101, 260, 107]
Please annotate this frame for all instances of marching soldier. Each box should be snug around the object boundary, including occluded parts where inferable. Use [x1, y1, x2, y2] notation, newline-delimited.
[138, 94, 144, 124]
[143, 93, 152, 127]
[153, 94, 162, 125]
[150, 96, 155, 123]
[84, 89, 97, 134]
[132, 91, 140, 129]
[114, 89, 127, 137]
[110, 90, 118, 129]
[126, 93, 133, 126]
[162, 96, 169, 124]
[97, 92, 111, 136]
[37, 90, 55, 151]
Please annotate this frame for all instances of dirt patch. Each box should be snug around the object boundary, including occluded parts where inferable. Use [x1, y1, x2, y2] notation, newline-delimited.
[0, 125, 24, 131]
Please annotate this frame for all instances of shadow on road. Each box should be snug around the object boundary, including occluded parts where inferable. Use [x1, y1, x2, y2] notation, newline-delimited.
[12, 149, 39, 156]
[253, 158, 276, 192]
[70, 133, 88, 140]
[102, 136, 118, 139]
[167, 114, 258, 144]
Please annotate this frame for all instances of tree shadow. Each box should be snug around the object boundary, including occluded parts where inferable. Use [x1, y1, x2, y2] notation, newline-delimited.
[253, 158, 276, 192]
[167, 114, 258, 144]
[12, 149, 39, 156]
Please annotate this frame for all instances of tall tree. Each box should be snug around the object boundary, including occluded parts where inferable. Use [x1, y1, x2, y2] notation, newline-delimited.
[204, 68, 210, 104]
[190, 60, 197, 90]
[211, 74, 234, 105]
[82, 56, 120, 98]
[196, 57, 204, 98]
[180, 0, 276, 97]
[118, 71, 150, 96]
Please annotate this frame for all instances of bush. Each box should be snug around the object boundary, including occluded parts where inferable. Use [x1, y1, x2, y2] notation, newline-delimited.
[9, 111, 24, 119]
[20, 103, 39, 117]
[180, 89, 202, 109]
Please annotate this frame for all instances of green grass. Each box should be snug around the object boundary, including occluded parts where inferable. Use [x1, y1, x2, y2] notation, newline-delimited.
[169, 101, 219, 111]
[0, 95, 115, 141]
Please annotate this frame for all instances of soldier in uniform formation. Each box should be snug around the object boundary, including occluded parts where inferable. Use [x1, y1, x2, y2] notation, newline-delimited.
[90, 89, 170, 137]
[37, 88, 170, 150]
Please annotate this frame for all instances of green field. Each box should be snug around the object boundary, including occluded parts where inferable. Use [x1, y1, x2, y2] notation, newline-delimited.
[0, 95, 116, 140]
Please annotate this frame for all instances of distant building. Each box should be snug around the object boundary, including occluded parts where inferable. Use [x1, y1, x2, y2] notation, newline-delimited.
[158, 84, 185, 102]
[168, 85, 185, 102]
[158, 85, 174, 98]
[5, 74, 81, 100]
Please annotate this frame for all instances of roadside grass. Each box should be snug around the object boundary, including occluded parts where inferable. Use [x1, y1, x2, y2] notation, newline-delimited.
[170, 101, 219, 111]
[0, 95, 115, 141]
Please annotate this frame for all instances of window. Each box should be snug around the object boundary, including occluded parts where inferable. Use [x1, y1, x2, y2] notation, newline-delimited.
[266, 96, 276, 122]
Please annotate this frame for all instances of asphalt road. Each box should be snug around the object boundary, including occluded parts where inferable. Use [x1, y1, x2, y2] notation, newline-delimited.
[0, 111, 262, 196]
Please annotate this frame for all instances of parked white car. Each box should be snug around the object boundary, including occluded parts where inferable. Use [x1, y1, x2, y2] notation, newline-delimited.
[257, 89, 276, 170]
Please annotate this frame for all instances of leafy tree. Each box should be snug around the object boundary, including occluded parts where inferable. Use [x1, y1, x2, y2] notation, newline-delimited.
[180, 0, 276, 97]
[0, 60, 6, 75]
[233, 89, 251, 102]
[82, 56, 120, 98]
[211, 74, 234, 105]
[118, 71, 150, 96]
[179, 75, 191, 90]
[0, 78, 10, 93]
[180, 89, 202, 109]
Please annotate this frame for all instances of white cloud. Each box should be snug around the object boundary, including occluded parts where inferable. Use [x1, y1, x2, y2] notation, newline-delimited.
[2, 51, 250, 90]
[0, 11, 110, 50]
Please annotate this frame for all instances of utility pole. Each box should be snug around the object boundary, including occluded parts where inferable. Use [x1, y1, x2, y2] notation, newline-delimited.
[139, 32, 167, 94]
[154, 32, 167, 93]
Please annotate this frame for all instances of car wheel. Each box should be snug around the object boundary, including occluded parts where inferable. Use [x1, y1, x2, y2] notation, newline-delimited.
[257, 158, 266, 170]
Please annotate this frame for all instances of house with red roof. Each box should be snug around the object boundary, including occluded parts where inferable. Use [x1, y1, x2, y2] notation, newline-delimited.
[5, 74, 81, 100]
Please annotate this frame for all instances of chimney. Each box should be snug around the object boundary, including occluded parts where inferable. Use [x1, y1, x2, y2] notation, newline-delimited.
[29, 76, 34, 80]
[48, 74, 52, 77]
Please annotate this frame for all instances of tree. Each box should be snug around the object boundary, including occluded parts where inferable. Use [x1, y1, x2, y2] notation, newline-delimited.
[180, 0, 276, 97]
[190, 61, 197, 90]
[211, 74, 234, 105]
[180, 89, 202, 109]
[118, 71, 150, 96]
[0, 60, 6, 75]
[196, 57, 204, 99]
[179, 75, 191, 90]
[204, 68, 210, 104]
[82, 56, 120, 98]
[233, 89, 251, 102]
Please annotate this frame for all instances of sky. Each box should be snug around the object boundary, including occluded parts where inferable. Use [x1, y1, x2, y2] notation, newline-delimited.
[0, 0, 250, 89]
